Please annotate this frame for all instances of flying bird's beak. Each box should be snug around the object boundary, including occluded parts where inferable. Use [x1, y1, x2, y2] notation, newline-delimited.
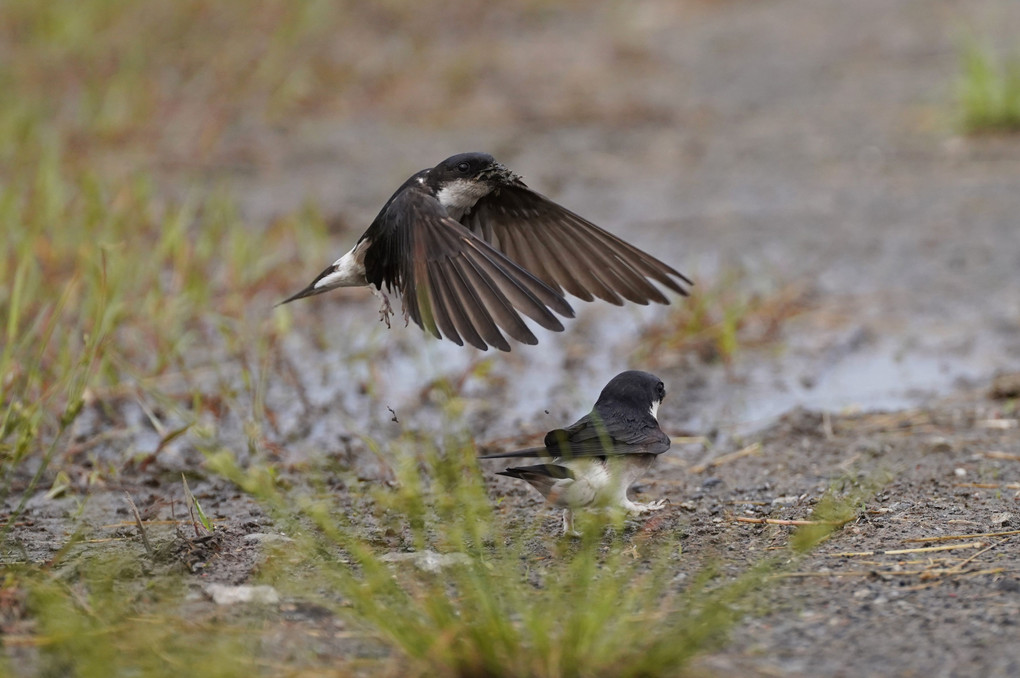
[485, 162, 522, 185]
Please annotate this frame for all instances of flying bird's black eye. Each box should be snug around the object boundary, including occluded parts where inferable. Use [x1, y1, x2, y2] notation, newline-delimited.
[456, 162, 471, 173]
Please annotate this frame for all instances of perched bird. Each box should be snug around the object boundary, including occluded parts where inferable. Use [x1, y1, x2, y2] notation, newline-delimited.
[479, 370, 670, 535]
[281, 152, 691, 351]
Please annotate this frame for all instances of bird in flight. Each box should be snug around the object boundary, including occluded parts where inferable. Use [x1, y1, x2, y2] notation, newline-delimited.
[479, 370, 671, 535]
[281, 153, 691, 351]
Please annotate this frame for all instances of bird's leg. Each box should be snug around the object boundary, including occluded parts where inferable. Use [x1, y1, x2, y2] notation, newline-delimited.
[371, 287, 394, 328]
[562, 509, 581, 538]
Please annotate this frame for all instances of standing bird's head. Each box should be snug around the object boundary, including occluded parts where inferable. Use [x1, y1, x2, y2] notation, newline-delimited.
[595, 370, 667, 421]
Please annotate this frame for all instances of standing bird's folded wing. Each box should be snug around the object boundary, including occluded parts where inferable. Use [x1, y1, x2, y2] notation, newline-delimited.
[541, 412, 671, 459]
[478, 412, 670, 460]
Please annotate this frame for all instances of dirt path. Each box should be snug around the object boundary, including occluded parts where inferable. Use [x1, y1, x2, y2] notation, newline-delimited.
[681, 389, 1020, 677]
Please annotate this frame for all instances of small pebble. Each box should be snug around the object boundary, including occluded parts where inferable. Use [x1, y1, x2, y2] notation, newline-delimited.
[989, 512, 1013, 527]
[243, 533, 295, 544]
[205, 584, 280, 606]
[380, 550, 470, 573]
[853, 587, 872, 600]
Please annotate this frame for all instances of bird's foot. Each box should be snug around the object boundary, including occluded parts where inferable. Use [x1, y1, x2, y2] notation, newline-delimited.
[376, 292, 394, 328]
[625, 497, 670, 515]
[562, 509, 581, 538]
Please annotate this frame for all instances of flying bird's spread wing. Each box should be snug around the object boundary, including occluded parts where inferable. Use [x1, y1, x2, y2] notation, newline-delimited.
[280, 153, 693, 353]
[365, 188, 575, 351]
[461, 184, 692, 305]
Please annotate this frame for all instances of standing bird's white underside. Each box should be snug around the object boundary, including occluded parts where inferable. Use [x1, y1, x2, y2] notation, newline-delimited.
[550, 457, 653, 513]
[545, 456, 667, 535]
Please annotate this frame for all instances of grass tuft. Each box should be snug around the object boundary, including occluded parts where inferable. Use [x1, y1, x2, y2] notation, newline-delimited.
[9, 559, 262, 678]
[791, 470, 890, 553]
[956, 39, 1020, 133]
[636, 271, 811, 368]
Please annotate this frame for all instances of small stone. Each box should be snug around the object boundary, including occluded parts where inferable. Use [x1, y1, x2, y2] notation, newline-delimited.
[205, 584, 280, 606]
[380, 550, 471, 573]
[853, 587, 872, 600]
[990, 512, 1013, 527]
[989, 372, 1020, 400]
[997, 578, 1020, 593]
[953, 468, 967, 478]
[243, 533, 295, 544]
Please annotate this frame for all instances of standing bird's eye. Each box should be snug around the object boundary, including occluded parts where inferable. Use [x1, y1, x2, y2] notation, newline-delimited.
[657, 382, 666, 399]
[456, 162, 471, 173]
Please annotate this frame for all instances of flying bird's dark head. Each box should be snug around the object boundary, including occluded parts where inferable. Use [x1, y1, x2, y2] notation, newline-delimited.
[433, 152, 520, 183]
[427, 152, 522, 217]
[596, 370, 666, 420]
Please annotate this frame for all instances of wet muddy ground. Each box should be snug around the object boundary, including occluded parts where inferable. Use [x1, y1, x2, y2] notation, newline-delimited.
[6, 0, 1020, 675]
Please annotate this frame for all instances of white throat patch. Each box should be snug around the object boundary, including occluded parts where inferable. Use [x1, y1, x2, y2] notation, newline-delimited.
[435, 178, 492, 220]
[649, 399, 661, 421]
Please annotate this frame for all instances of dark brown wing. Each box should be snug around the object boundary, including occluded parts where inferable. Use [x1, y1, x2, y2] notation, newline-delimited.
[368, 188, 575, 351]
[479, 411, 670, 460]
[461, 184, 691, 305]
[543, 410, 671, 458]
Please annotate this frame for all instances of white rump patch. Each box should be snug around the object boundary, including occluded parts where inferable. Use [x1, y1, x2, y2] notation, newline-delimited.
[314, 240, 369, 290]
